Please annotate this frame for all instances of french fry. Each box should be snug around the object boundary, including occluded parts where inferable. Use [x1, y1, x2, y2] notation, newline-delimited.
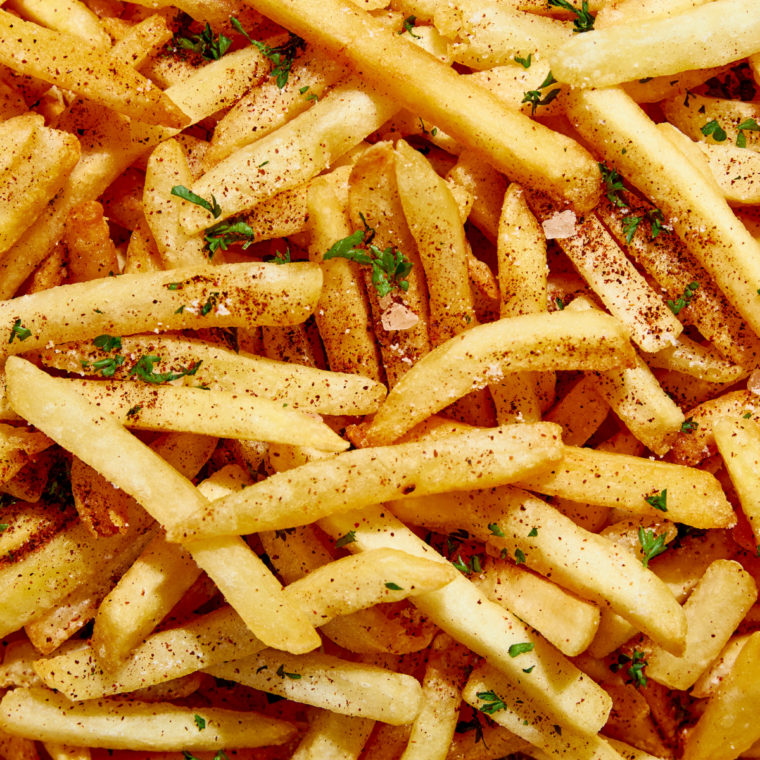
[318, 505, 613, 736]
[169, 424, 564, 541]
[0, 424, 52, 486]
[216, 0, 602, 215]
[108, 13, 173, 70]
[43, 743, 91, 760]
[123, 218, 163, 274]
[3, 0, 111, 48]
[63, 201, 120, 284]
[0, 79, 27, 122]
[290, 710, 374, 760]
[40, 335, 387, 416]
[525, 189, 683, 354]
[207, 649, 423, 726]
[0, 262, 322, 359]
[565, 86, 760, 342]
[646, 559, 757, 690]
[544, 375, 608, 447]
[472, 556, 600, 657]
[307, 178, 383, 381]
[365, 309, 634, 446]
[0, 11, 188, 128]
[516, 445, 734, 529]
[682, 631, 760, 760]
[0, 688, 296, 751]
[550, 0, 760, 88]
[713, 416, 760, 549]
[58, 378, 349, 452]
[395, 139, 476, 345]
[691, 633, 752, 698]
[392, 488, 687, 654]
[697, 141, 760, 205]
[645, 335, 747, 384]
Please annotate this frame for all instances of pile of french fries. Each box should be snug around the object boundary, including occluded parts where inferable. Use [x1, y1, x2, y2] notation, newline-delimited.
[5, 0, 760, 758]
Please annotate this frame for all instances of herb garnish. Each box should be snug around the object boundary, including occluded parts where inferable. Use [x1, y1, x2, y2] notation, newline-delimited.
[681, 417, 698, 433]
[736, 118, 760, 148]
[508, 642, 535, 657]
[8, 319, 31, 344]
[701, 119, 727, 142]
[174, 23, 231, 60]
[335, 531, 356, 549]
[667, 281, 699, 315]
[514, 53, 532, 68]
[645, 489, 668, 513]
[129, 355, 202, 385]
[385, 582, 403, 590]
[522, 71, 561, 116]
[476, 691, 507, 715]
[398, 15, 421, 38]
[610, 649, 649, 689]
[638, 527, 669, 569]
[598, 162, 628, 208]
[231, 20, 306, 89]
[204, 217, 255, 258]
[547, 0, 594, 32]
[276, 664, 301, 680]
[488, 523, 505, 537]
[194, 714, 206, 731]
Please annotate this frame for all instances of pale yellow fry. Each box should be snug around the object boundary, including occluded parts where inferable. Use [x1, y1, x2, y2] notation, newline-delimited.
[182, 78, 398, 232]
[0, 423, 52, 486]
[0, 688, 295, 751]
[4, 0, 110, 47]
[109, 14, 173, 70]
[544, 375, 608, 448]
[647, 560, 757, 690]
[713, 416, 760, 547]
[6, 358, 321, 654]
[0, 79, 27, 122]
[463, 662, 622, 760]
[40, 335, 387, 416]
[565, 86, 760, 341]
[391, 488, 687, 654]
[0, 116, 80, 256]
[683, 632, 760, 760]
[434, 0, 572, 69]
[237, 0, 601, 214]
[365, 309, 634, 446]
[318, 505, 612, 736]
[168, 423, 563, 542]
[43, 743, 91, 760]
[691, 634, 752, 699]
[550, 0, 760, 88]
[60, 379, 349, 452]
[475, 557, 599, 657]
[0, 50, 265, 299]
[144, 139, 207, 269]
[0, 262, 321, 359]
[595, 0, 716, 28]
[698, 142, 760, 205]
[291, 710, 374, 760]
[0, 10, 188, 127]
[645, 334, 747, 384]
[400, 635, 471, 760]
[207, 649, 423, 726]
[395, 139, 476, 345]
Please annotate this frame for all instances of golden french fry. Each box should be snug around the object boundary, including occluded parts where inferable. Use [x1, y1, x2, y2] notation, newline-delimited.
[318, 505, 613, 736]
[516, 445, 734, 528]
[4, 0, 110, 48]
[691, 633, 752, 699]
[63, 201, 120, 284]
[550, 0, 760, 88]
[645, 335, 747, 384]
[365, 309, 634, 446]
[290, 710, 374, 760]
[682, 631, 760, 760]
[0, 688, 296, 751]
[59, 378, 349, 452]
[234, 0, 602, 214]
[565, 86, 760, 343]
[0, 11, 188, 128]
[544, 375, 608, 447]
[169, 423, 563, 541]
[207, 649, 423, 725]
[647, 559, 757, 690]
[0, 262, 321, 358]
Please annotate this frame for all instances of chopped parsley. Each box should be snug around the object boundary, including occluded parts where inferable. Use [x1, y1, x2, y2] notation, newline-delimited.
[638, 527, 669, 569]
[398, 15, 421, 38]
[265, 247, 292, 265]
[522, 70, 561, 116]
[126, 405, 142, 418]
[514, 53, 532, 68]
[622, 208, 668, 244]
[667, 281, 699, 315]
[547, 0, 594, 32]
[231, 20, 306, 89]
[645, 489, 668, 513]
[173, 22, 231, 60]
[455, 716, 486, 746]
[8, 320, 31, 344]
[744, 412, 753, 419]
[523, 665, 535, 673]
[194, 714, 206, 731]
[488, 523, 505, 537]
[276, 664, 301, 680]
[598, 162, 628, 208]
[476, 690, 507, 715]
[335, 531, 356, 549]
[200, 292, 220, 316]
[452, 554, 483, 574]
[385, 582, 403, 590]
[129, 355, 202, 385]
[91, 355, 125, 377]
[323, 213, 413, 297]
[170, 185, 221, 218]
[528, 527, 538, 537]
[681, 417, 698, 433]
[0, 524, 8, 533]
[610, 649, 649, 689]
[622, 215, 642, 244]
[93, 334, 122, 352]
[508, 642, 535, 657]
[203, 217, 255, 258]
[736, 118, 760, 148]
[701, 119, 727, 142]
[514, 548, 526, 564]
[555, 297, 565, 311]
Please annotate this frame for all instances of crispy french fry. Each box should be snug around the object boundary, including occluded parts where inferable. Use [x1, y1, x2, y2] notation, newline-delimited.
[40, 335, 387, 416]
[207, 649, 423, 725]
[691, 633, 752, 698]
[565, 86, 760, 343]
[290, 710, 374, 760]
[516, 445, 734, 528]
[544, 376, 608, 447]
[318, 505, 613, 736]
[0, 11, 188, 128]
[0, 424, 52, 486]
[58, 378, 349, 452]
[0, 262, 321, 358]
[0, 688, 296, 751]
[4, 0, 111, 48]
[645, 335, 747, 384]
[647, 559, 757, 690]
[217, 0, 602, 215]
[550, 0, 760, 88]
[123, 218, 163, 275]
[365, 309, 634, 445]
[63, 201, 120, 284]
[682, 631, 760, 760]
[169, 424, 563, 541]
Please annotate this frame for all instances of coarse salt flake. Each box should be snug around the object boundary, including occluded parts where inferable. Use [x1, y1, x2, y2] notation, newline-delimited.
[381, 303, 419, 331]
[542, 210, 577, 240]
